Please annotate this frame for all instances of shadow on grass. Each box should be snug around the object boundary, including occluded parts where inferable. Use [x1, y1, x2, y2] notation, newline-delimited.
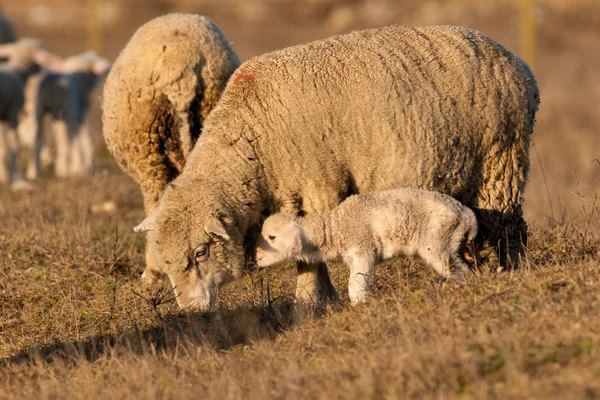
[2, 300, 300, 367]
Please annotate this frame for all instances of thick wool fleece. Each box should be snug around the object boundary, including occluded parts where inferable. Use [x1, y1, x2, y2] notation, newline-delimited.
[102, 13, 241, 214]
[147, 25, 539, 310]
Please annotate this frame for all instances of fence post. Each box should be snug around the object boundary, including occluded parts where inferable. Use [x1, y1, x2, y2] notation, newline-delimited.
[520, 0, 536, 70]
[86, 0, 102, 54]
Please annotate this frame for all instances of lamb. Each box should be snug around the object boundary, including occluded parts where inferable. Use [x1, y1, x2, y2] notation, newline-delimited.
[102, 13, 241, 282]
[25, 51, 111, 179]
[0, 38, 60, 188]
[133, 25, 540, 311]
[255, 189, 478, 305]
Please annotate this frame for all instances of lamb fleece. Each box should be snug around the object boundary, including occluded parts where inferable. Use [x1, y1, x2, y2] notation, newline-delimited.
[138, 24, 539, 310]
[102, 13, 240, 279]
[256, 188, 478, 305]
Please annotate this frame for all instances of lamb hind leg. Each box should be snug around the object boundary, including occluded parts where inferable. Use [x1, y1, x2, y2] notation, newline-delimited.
[344, 251, 377, 305]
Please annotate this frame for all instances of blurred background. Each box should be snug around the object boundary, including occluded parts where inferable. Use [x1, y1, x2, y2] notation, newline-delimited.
[2, 0, 599, 225]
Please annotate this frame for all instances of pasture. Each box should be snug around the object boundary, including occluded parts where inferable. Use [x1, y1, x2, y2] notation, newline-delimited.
[1, 0, 599, 398]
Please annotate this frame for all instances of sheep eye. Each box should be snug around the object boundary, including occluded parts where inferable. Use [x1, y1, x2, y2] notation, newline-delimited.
[268, 235, 276, 241]
[194, 247, 208, 262]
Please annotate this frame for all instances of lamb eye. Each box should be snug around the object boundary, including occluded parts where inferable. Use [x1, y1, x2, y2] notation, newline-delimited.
[268, 235, 276, 241]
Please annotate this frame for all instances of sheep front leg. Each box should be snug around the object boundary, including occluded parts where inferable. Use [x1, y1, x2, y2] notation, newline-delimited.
[295, 261, 339, 307]
[26, 111, 43, 180]
[344, 250, 376, 305]
[69, 121, 85, 177]
[4, 125, 23, 183]
[79, 122, 95, 175]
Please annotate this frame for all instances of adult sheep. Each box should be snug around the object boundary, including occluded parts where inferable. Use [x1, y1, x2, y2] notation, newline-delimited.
[102, 13, 240, 281]
[135, 25, 539, 310]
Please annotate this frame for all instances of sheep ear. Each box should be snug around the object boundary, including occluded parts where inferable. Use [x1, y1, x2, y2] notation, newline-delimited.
[134, 216, 156, 232]
[204, 217, 231, 241]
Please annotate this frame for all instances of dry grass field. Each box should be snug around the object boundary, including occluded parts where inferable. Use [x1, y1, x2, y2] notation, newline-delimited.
[1, 0, 599, 398]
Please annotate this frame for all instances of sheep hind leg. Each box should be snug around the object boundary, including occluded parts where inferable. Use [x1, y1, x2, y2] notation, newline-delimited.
[295, 261, 339, 311]
[476, 207, 527, 269]
[419, 248, 453, 279]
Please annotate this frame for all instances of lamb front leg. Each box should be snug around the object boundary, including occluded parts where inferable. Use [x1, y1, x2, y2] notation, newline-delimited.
[344, 250, 377, 306]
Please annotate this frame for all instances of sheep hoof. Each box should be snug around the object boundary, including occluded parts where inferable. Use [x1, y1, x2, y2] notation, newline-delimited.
[11, 180, 34, 192]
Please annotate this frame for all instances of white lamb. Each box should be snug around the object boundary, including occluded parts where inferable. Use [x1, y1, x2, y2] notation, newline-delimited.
[255, 188, 478, 305]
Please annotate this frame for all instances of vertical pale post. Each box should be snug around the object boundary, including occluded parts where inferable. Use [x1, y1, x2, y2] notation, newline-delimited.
[520, 0, 535, 70]
[87, 0, 102, 54]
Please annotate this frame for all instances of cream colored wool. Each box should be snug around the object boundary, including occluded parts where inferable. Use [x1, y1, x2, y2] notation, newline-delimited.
[256, 188, 478, 305]
[136, 25, 539, 310]
[102, 13, 240, 280]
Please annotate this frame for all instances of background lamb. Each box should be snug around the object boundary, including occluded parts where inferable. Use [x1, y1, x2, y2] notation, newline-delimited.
[135, 24, 539, 311]
[103, 13, 241, 281]
[0, 38, 59, 188]
[255, 188, 478, 305]
[24, 51, 111, 179]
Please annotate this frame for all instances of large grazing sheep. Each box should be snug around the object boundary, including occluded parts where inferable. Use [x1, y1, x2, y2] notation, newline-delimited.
[0, 38, 60, 187]
[25, 51, 111, 179]
[103, 13, 241, 281]
[134, 25, 540, 310]
[255, 189, 478, 305]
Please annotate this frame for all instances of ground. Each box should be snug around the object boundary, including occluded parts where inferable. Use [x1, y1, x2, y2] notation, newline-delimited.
[1, 0, 599, 398]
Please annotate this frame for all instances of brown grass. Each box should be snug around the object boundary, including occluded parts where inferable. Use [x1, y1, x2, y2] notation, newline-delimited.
[0, 162, 599, 399]
[1, 0, 599, 398]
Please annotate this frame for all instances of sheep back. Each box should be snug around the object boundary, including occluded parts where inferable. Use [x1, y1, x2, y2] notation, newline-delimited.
[193, 24, 539, 265]
[102, 13, 240, 213]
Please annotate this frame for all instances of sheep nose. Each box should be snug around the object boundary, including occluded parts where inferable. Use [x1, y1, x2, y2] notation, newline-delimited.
[255, 249, 263, 262]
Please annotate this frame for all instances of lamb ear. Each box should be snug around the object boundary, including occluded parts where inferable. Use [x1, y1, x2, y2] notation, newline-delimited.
[204, 217, 231, 241]
[134, 216, 156, 232]
[289, 233, 303, 254]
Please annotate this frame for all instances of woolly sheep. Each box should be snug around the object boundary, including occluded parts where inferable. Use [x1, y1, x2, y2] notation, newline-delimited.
[102, 13, 241, 282]
[134, 25, 540, 311]
[255, 188, 478, 305]
[0, 38, 60, 188]
[25, 51, 111, 179]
